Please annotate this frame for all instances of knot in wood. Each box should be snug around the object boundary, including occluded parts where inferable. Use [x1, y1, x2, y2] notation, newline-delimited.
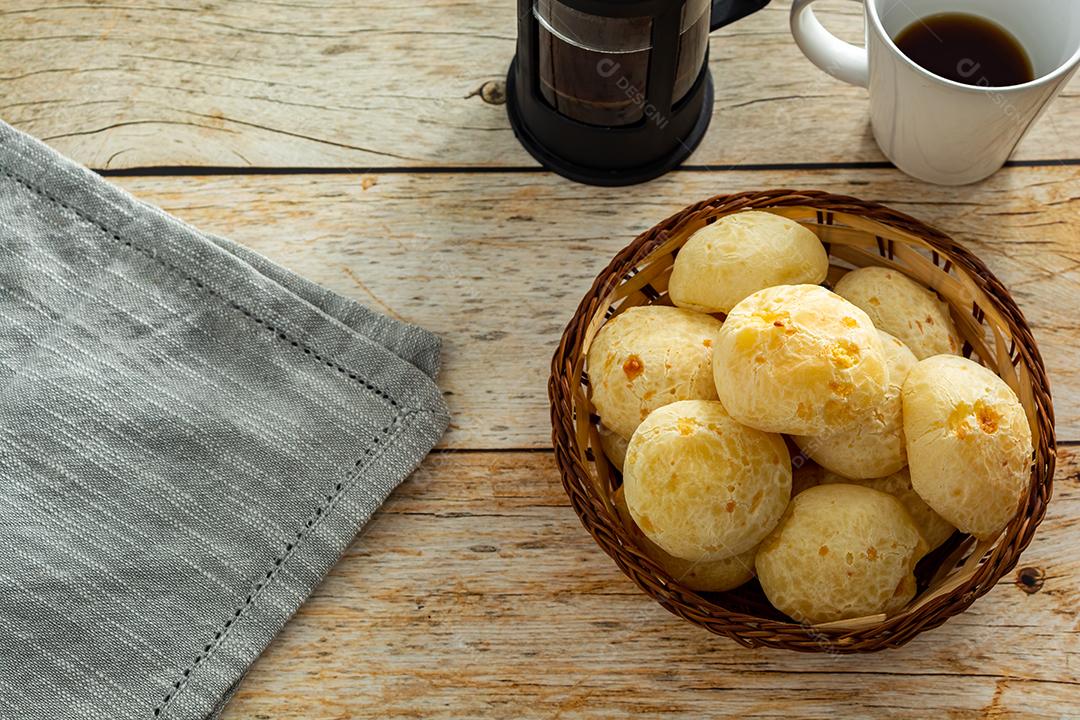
[480, 80, 506, 105]
[1016, 566, 1045, 593]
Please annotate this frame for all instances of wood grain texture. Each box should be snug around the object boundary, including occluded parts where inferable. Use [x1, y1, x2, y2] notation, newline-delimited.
[2, 0, 1077, 169]
[220, 448, 1080, 719]
[5, 3, 1078, 714]
[112, 165, 1080, 448]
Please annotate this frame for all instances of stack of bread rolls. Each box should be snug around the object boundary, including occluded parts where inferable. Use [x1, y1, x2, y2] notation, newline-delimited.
[586, 211, 1033, 624]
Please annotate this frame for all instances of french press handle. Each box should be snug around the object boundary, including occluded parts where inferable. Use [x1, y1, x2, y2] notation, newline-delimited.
[711, 0, 771, 31]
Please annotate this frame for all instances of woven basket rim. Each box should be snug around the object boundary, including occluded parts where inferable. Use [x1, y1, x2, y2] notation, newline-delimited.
[548, 189, 1056, 653]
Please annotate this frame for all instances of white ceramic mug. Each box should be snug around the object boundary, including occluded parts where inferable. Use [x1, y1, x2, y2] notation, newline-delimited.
[790, 0, 1080, 185]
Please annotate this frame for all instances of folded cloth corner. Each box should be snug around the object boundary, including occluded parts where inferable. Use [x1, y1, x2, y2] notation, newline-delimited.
[0, 119, 449, 720]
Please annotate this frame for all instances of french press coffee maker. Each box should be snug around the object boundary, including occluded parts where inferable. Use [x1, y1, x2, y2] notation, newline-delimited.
[507, 0, 770, 185]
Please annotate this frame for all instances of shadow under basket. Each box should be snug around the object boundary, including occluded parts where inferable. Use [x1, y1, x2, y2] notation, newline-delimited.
[548, 190, 1056, 653]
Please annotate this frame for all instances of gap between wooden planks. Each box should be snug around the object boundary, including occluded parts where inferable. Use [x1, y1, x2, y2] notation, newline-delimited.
[112, 165, 1080, 448]
[2, 0, 1077, 169]
[221, 448, 1080, 720]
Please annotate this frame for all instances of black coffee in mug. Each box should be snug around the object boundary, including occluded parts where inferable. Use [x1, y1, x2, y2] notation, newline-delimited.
[894, 13, 1035, 87]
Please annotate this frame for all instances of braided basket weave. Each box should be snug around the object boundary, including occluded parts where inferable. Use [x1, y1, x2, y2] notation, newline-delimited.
[549, 190, 1055, 652]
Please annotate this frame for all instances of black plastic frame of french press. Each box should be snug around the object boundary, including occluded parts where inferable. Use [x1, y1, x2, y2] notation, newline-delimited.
[507, 0, 771, 186]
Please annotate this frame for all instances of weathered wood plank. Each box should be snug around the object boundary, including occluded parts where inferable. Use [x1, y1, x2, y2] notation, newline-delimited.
[111, 166, 1080, 448]
[2, 0, 1076, 169]
[220, 448, 1080, 719]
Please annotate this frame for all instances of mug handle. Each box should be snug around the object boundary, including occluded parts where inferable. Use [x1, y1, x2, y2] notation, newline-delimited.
[790, 0, 869, 88]
[711, 0, 771, 32]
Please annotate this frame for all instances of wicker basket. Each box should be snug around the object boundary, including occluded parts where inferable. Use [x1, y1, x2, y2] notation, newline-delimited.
[549, 190, 1055, 653]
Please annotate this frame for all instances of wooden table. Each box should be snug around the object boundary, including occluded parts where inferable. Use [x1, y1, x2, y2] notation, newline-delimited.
[4, 2, 1078, 717]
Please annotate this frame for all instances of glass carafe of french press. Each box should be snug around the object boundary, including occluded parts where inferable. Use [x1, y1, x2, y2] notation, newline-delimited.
[508, 0, 771, 185]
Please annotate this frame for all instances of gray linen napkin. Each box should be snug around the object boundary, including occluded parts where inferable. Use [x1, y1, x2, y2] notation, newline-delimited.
[0, 120, 450, 720]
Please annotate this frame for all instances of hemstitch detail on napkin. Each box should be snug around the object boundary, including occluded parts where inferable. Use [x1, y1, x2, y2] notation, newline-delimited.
[0, 168, 400, 409]
[153, 408, 416, 717]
